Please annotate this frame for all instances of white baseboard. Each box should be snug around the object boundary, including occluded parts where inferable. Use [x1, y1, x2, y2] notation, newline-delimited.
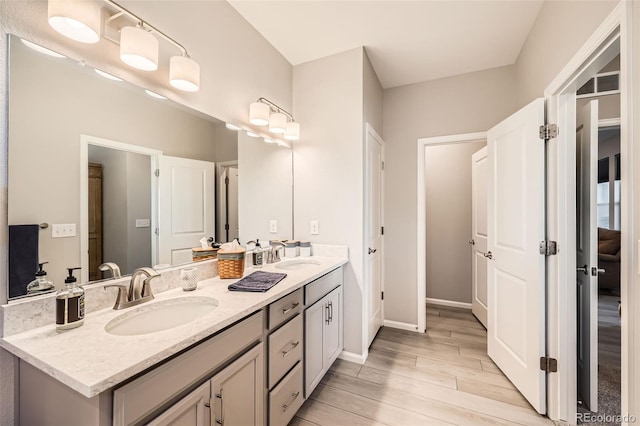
[383, 320, 420, 332]
[426, 298, 472, 310]
[339, 350, 368, 365]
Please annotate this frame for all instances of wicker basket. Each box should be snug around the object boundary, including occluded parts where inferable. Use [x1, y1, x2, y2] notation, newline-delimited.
[192, 247, 219, 262]
[217, 248, 246, 279]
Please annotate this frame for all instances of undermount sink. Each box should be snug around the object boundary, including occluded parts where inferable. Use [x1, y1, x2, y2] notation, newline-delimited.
[105, 296, 218, 336]
[275, 259, 321, 270]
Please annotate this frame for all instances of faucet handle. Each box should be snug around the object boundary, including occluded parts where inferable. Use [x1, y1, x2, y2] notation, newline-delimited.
[104, 284, 128, 310]
[141, 274, 159, 299]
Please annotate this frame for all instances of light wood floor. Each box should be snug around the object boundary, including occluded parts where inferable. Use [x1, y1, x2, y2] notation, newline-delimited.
[291, 305, 553, 426]
[598, 293, 621, 366]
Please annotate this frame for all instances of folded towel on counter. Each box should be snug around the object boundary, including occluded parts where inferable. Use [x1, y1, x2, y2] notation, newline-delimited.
[228, 271, 287, 292]
[9, 224, 39, 299]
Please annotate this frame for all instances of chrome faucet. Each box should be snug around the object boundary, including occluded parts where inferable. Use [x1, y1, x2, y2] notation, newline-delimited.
[267, 241, 287, 264]
[104, 267, 160, 310]
[99, 262, 121, 279]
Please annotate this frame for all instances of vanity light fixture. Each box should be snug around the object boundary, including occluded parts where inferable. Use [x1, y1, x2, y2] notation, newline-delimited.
[225, 123, 242, 131]
[246, 131, 260, 138]
[48, 0, 102, 44]
[169, 55, 200, 92]
[263, 137, 275, 144]
[120, 24, 158, 71]
[94, 68, 123, 81]
[145, 89, 167, 100]
[249, 97, 301, 140]
[20, 39, 67, 58]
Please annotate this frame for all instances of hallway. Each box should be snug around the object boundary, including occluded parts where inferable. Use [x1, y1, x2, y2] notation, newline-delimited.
[292, 305, 553, 425]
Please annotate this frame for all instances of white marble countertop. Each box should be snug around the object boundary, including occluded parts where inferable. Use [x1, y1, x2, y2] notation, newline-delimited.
[0, 256, 347, 398]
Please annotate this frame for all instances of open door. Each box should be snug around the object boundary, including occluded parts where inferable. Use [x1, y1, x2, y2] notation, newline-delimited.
[158, 156, 215, 265]
[576, 100, 599, 412]
[487, 98, 546, 414]
[471, 146, 488, 328]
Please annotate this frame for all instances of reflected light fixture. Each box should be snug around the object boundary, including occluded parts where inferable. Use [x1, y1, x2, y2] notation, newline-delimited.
[246, 131, 260, 138]
[94, 68, 123, 81]
[20, 39, 66, 58]
[249, 97, 300, 141]
[225, 123, 241, 131]
[263, 137, 275, 144]
[48, 0, 102, 44]
[284, 121, 300, 141]
[145, 89, 167, 100]
[120, 25, 158, 71]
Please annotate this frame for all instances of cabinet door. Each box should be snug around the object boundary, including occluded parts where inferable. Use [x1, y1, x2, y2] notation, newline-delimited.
[304, 298, 326, 397]
[211, 343, 264, 426]
[324, 286, 343, 368]
[148, 382, 211, 426]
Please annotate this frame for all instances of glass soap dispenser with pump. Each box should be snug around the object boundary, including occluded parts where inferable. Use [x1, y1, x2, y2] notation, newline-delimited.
[56, 267, 84, 331]
[26, 262, 55, 294]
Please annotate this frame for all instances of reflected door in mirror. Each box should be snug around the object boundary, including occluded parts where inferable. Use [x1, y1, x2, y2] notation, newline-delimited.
[88, 163, 103, 281]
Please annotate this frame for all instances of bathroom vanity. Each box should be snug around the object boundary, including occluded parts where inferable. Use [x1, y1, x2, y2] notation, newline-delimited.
[1, 257, 346, 426]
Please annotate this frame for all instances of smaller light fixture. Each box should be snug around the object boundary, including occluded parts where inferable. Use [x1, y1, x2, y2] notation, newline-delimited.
[225, 123, 241, 131]
[48, 0, 102, 44]
[120, 25, 158, 71]
[20, 39, 66, 58]
[284, 121, 300, 141]
[249, 102, 270, 126]
[145, 89, 166, 100]
[246, 131, 260, 138]
[94, 69, 122, 81]
[263, 137, 275, 144]
[170, 55, 200, 92]
[269, 112, 287, 134]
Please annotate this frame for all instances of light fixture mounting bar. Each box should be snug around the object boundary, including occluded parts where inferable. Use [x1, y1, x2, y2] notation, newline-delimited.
[102, 0, 188, 56]
[257, 97, 294, 120]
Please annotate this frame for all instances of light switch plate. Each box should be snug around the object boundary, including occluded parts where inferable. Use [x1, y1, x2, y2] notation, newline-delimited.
[310, 220, 319, 235]
[269, 220, 278, 233]
[136, 219, 151, 228]
[52, 223, 76, 238]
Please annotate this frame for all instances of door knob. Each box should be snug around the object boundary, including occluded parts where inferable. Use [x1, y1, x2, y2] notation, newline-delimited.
[591, 267, 606, 276]
[368, 248, 377, 255]
[469, 239, 475, 245]
[483, 251, 493, 259]
[577, 265, 589, 275]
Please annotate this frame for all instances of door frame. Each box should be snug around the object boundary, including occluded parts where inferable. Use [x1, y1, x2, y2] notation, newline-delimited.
[364, 123, 385, 346]
[80, 134, 161, 284]
[416, 132, 486, 333]
[216, 160, 239, 242]
[543, 2, 633, 422]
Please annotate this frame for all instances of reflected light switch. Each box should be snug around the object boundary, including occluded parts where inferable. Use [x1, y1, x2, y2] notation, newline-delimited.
[136, 219, 151, 228]
[269, 220, 278, 234]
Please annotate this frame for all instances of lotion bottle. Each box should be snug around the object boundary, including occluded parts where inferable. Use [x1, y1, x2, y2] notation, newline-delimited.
[26, 262, 55, 294]
[56, 267, 84, 331]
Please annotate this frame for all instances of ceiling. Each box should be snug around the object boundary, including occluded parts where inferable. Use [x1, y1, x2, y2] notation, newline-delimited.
[228, 0, 544, 89]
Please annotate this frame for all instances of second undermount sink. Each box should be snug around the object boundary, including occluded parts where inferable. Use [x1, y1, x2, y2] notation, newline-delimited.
[275, 259, 321, 270]
[105, 296, 218, 336]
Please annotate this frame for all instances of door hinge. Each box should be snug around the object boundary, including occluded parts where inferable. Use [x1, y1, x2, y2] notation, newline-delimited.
[155, 227, 159, 236]
[381, 161, 385, 171]
[154, 169, 160, 177]
[225, 224, 230, 231]
[540, 356, 558, 373]
[539, 124, 558, 140]
[381, 226, 384, 235]
[539, 240, 558, 256]
[225, 176, 229, 185]
[381, 291, 384, 300]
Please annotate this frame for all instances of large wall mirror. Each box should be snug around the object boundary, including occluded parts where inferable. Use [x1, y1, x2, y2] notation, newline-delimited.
[7, 34, 294, 300]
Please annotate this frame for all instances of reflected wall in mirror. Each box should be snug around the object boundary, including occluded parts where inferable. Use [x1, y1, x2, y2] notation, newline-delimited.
[7, 35, 294, 300]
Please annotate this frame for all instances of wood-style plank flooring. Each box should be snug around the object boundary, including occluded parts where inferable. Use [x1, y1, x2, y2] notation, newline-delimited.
[292, 305, 553, 425]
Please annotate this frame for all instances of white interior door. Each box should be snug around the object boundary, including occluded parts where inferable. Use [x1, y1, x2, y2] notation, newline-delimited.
[159, 156, 215, 265]
[366, 125, 384, 347]
[487, 98, 546, 414]
[471, 146, 489, 328]
[576, 100, 599, 412]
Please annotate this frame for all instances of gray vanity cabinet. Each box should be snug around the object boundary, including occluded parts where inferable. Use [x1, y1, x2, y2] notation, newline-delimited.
[304, 275, 343, 397]
[147, 382, 211, 426]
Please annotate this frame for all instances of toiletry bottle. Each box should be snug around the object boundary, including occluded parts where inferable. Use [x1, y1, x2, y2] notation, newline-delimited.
[253, 239, 264, 267]
[26, 262, 55, 294]
[56, 267, 84, 331]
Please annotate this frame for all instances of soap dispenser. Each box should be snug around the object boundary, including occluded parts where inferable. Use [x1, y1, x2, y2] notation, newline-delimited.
[56, 267, 84, 331]
[252, 239, 264, 268]
[26, 262, 55, 294]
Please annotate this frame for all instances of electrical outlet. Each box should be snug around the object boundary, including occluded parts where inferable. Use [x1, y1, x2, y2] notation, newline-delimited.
[269, 220, 278, 234]
[310, 220, 319, 235]
[52, 223, 76, 238]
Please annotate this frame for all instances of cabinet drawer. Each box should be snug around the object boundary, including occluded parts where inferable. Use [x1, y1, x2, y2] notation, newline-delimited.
[269, 288, 303, 330]
[268, 314, 303, 389]
[113, 311, 263, 426]
[269, 362, 304, 426]
[304, 267, 343, 306]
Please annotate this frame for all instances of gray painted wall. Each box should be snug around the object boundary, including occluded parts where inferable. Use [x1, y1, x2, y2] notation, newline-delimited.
[425, 141, 486, 304]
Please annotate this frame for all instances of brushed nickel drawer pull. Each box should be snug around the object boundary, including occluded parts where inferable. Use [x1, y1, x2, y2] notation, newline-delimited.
[282, 341, 300, 357]
[282, 391, 300, 412]
[282, 302, 299, 315]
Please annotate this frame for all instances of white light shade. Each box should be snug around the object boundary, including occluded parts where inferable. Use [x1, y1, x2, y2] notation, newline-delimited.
[250, 102, 270, 126]
[120, 26, 158, 71]
[225, 123, 241, 131]
[263, 137, 275, 144]
[170, 56, 200, 92]
[145, 89, 166, 99]
[284, 121, 300, 140]
[94, 68, 122, 81]
[21, 39, 66, 58]
[269, 112, 287, 134]
[48, 0, 102, 44]
[246, 131, 260, 138]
